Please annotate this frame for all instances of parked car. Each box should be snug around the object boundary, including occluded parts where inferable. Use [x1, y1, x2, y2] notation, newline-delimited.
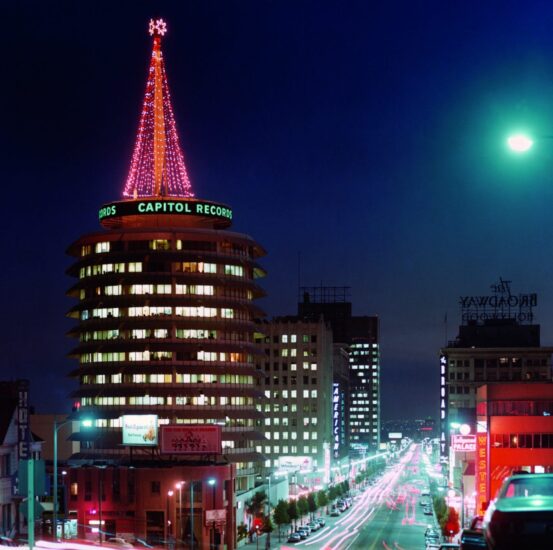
[438, 545, 460, 550]
[316, 517, 326, 527]
[459, 515, 486, 550]
[483, 473, 553, 550]
[424, 506, 434, 515]
[426, 531, 440, 545]
[294, 530, 307, 540]
[330, 509, 340, 517]
[307, 522, 319, 532]
[287, 533, 301, 543]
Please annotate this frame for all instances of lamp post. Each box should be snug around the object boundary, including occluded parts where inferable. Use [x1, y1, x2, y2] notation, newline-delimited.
[175, 482, 184, 548]
[266, 475, 271, 550]
[207, 479, 216, 550]
[190, 481, 195, 550]
[167, 490, 174, 546]
[53, 417, 75, 540]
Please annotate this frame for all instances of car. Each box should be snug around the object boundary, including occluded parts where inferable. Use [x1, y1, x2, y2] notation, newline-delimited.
[307, 522, 319, 531]
[424, 506, 434, 515]
[316, 517, 326, 527]
[459, 515, 486, 550]
[330, 509, 340, 517]
[438, 545, 460, 549]
[483, 473, 553, 550]
[426, 532, 440, 543]
[299, 525, 311, 534]
[106, 538, 134, 549]
[287, 533, 301, 543]
[294, 530, 307, 540]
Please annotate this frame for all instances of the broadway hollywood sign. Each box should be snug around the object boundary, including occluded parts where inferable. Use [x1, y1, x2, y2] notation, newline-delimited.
[459, 278, 537, 323]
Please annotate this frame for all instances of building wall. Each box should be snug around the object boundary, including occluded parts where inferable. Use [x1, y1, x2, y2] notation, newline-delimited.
[477, 383, 553, 500]
[70, 464, 235, 550]
[255, 319, 333, 470]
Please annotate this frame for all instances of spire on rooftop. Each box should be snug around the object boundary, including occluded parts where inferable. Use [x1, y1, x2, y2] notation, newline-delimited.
[123, 18, 194, 199]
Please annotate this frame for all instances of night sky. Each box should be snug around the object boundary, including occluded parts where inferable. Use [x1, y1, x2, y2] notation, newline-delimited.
[6, 1, 553, 421]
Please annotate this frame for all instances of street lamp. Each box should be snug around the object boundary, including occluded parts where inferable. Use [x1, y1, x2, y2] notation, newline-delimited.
[207, 479, 216, 550]
[167, 490, 174, 545]
[53, 417, 76, 540]
[175, 482, 184, 548]
[190, 481, 196, 550]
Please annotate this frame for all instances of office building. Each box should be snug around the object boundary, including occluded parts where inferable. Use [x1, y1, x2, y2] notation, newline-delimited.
[255, 318, 333, 472]
[298, 287, 380, 451]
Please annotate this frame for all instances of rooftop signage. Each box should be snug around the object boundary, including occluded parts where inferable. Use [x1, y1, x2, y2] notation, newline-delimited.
[98, 198, 232, 223]
[459, 278, 537, 324]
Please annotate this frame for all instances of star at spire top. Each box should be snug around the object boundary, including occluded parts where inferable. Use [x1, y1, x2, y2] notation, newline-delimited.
[149, 18, 167, 37]
[123, 19, 194, 199]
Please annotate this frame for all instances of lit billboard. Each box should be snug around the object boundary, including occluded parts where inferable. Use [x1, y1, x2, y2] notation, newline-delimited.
[122, 415, 158, 446]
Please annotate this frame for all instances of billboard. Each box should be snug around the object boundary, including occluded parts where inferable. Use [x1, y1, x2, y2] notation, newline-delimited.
[160, 425, 222, 454]
[388, 432, 402, 440]
[452, 434, 476, 452]
[278, 456, 313, 471]
[122, 415, 158, 446]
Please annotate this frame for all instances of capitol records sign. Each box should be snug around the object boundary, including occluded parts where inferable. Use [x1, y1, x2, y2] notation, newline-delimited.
[459, 278, 537, 324]
[160, 425, 222, 454]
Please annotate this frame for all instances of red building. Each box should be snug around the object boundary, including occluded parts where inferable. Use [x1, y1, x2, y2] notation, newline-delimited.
[70, 464, 234, 549]
[476, 382, 553, 511]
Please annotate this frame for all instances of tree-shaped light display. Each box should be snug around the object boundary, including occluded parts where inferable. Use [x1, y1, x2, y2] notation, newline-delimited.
[123, 19, 194, 199]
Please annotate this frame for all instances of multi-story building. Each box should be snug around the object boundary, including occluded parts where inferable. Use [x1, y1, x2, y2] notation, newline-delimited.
[476, 382, 553, 509]
[298, 287, 380, 451]
[63, 19, 267, 548]
[441, 319, 553, 427]
[255, 318, 333, 471]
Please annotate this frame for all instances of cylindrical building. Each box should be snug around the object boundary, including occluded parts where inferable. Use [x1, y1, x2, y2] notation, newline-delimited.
[66, 18, 266, 494]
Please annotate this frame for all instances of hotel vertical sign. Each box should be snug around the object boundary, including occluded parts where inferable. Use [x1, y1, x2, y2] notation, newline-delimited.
[17, 380, 31, 460]
[439, 354, 449, 466]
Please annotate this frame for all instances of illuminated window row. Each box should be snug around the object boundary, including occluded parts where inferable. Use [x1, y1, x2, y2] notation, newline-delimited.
[81, 328, 224, 341]
[80, 350, 248, 363]
[263, 403, 298, 413]
[80, 395, 255, 406]
[81, 240, 252, 258]
[79, 262, 142, 278]
[80, 306, 241, 319]
[261, 445, 318, 455]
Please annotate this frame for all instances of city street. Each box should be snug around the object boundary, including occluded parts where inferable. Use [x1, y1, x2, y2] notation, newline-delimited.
[278, 445, 435, 550]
